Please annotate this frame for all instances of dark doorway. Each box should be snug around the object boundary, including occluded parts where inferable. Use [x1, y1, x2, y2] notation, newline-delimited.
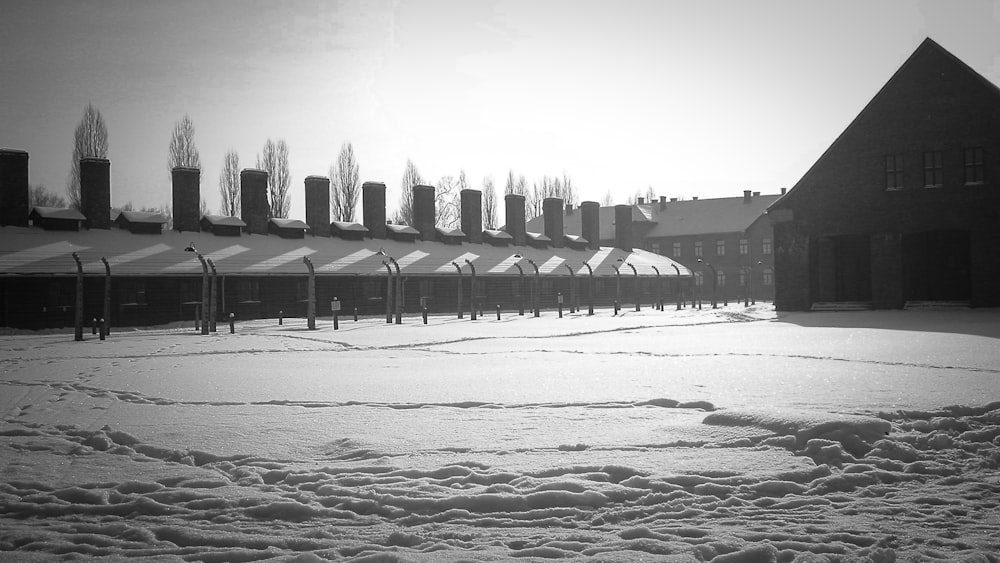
[813, 234, 872, 302]
[902, 230, 971, 301]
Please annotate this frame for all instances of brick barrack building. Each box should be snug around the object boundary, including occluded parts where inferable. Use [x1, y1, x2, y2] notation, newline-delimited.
[769, 38, 1000, 311]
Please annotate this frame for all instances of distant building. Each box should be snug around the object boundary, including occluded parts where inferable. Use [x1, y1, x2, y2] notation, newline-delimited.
[768, 38, 1000, 310]
[527, 191, 780, 304]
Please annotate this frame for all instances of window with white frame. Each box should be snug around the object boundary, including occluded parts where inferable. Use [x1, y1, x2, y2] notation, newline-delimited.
[763, 268, 773, 286]
[716, 270, 725, 287]
[762, 238, 772, 255]
[716, 240, 725, 256]
[672, 242, 681, 258]
[694, 241, 703, 257]
[739, 239, 748, 255]
[694, 271, 703, 286]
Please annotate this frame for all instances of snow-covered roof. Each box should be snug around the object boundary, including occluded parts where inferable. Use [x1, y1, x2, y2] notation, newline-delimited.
[202, 215, 247, 227]
[331, 221, 368, 232]
[269, 218, 310, 230]
[0, 225, 692, 278]
[117, 210, 167, 224]
[29, 207, 86, 221]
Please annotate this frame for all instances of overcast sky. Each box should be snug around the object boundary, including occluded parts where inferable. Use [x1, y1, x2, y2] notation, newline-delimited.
[2, 0, 1000, 220]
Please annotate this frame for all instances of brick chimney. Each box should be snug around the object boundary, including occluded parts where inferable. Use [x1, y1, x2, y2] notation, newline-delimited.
[743, 190, 752, 204]
[0, 149, 29, 227]
[304, 176, 330, 237]
[362, 181, 387, 239]
[171, 166, 201, 232]
[659, 196, 667, 210]
[460, 188, 482, 244]
[542, 197, 564, 248]
[240, 168, 269, 235]
[614, 204, 632, 251]
[504, 194, 526, 246]
[637, 197, 645, 205]
[580, 201, 600, 250]
[412, 184, 435, 241]
[80, 157, 111, 230]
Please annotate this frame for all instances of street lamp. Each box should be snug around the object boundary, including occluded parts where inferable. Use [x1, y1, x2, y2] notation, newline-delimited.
[452, 261, 463, 319]
[613, 258, 623, 313]
[527, 258, 540, 317]
[512, 254, 525, 316]
[563, 263, 576, 314]
[698, 258, 717, 309]
[626, 261, 639, 312]
[185, 243, 209, 335]
[465, 258, 477, 320]
[377, 249, 402, 324]
[208, 258, 218, 332]
[582, 261, 594, 315]
[671, 263, 682, 310]
[651, 265, 661, 311]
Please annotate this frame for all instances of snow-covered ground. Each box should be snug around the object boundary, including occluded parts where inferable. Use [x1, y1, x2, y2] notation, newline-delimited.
[2, 305, 999, 562]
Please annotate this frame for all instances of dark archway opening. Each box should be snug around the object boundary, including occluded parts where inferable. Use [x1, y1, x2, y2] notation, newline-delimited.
[902, 230, 971, 301]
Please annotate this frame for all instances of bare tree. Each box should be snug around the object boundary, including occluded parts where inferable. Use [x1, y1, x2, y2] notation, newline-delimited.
[168, 115, 201, 173]
[28, 185, 68, 209]
[482, 176, 498, 230]
[645, 185, 656, 203]
[561, 172, 577, 206]
[256, 139, 291, 218]
[218, 150, 240, 216]
[504, 169, 523, 196]
[435, 175, 460, 229]
[68, 104, 109, 210]
[331, 142, 360, 222]
[393, 159, 422, 225]
[600, 190, 614, 207]
[626, 189, 643, 204]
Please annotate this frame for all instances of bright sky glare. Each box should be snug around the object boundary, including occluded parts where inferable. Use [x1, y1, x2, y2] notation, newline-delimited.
[2, 0, 999, 220]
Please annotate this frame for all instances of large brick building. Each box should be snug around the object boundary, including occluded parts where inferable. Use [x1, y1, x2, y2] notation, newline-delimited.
[527, 191, 780, 304]
[769, 38, 1000, 310]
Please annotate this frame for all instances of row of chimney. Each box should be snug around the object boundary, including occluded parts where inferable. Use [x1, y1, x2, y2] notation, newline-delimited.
[0, 149, 633, 251]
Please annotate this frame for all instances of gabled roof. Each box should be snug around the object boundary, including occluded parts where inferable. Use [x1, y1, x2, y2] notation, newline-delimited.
[386, 223, 419, 236]
[527, 195, 779, 241]
[30, 207, 86, 221]
[771, 37, 1000, 212]
[202, 215, 247, 227]
[331, 221, 368, 232]
[269, 218, 310, 230]
[117, 211, 167, 225]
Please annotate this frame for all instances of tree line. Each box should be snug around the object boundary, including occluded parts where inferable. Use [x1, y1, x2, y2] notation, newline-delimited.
[46, 104, 635, 231]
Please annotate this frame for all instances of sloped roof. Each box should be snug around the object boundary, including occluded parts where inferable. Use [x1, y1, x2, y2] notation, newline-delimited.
[0, 225, 692, 279]
[269, 218, 310, 230]
[30, 207, 86, 221]
[331, 221, 368, 232]
[527, 195, 779, 241]
[118, 211, 167, 224]
[771, 37, 1000, 212]
[386, 223, 419, 236]
[203, 215, 247, 227]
